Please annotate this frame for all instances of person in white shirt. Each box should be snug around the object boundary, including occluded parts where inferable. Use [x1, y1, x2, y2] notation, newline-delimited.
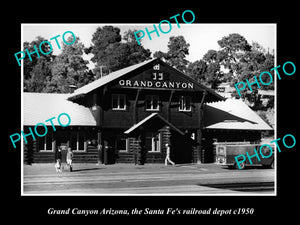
[66, 147, 73, 172]
[165, 143, 175, 166]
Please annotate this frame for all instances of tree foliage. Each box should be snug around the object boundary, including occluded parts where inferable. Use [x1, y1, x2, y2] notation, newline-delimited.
[23, 26, 152, 93]
[185, 33, 274, 110]
[186, 50, 223, 89]
[154, 36, 190, 73]
[23, 36, 53, 92]
[216, 34, 274, 109]
[45, 36, 91, 93]
[87, 26, 151, 78]
[23, 36, 93, 93]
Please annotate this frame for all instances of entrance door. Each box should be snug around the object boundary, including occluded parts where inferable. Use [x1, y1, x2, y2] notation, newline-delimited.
[103, 131, 116, 165]
[171, 133, 193, 164]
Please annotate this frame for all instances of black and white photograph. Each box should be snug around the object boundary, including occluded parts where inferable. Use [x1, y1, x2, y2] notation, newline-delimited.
[4, 4, 298, 220]
[20, 23, 276, 195]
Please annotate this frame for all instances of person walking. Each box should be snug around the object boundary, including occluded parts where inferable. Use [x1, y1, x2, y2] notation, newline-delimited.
[55, 147, 62, 172]
[66, 147, 73, 172]
[165, 143, 175, 166]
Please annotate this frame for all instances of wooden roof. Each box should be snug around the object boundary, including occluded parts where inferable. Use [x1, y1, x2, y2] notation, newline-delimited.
[23, 93, 96, 126]
[204, 99, 273, 130]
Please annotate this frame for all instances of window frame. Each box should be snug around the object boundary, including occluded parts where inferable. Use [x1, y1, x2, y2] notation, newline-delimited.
[38, 131, 54, 152]
[112, 94, 126, 111]
[179, 96, 192, 112]
[145, 95, 160, 111]
[70, 131, 87, 152]
[149, 132, 161, 153]
[116, 136, 129, 153]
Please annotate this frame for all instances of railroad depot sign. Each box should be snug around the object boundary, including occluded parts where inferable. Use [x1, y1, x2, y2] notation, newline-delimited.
[118, 79, 194, 89]
[117, 63, 194, 90]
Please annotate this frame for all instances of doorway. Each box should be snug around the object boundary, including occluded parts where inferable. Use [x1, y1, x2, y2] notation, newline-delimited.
[171, 132, 193, 164]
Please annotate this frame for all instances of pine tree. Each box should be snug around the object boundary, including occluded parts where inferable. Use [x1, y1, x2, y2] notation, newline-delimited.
[23, 36, 53, 92]
[87, 26, 151, 78]
[45, 36, 91, 93]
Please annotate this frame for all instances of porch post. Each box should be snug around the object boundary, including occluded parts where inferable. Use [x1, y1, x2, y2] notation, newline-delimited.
[197, 91, 207, 164]
[196, 129, 202, 164]
[97, 130, 103, 164]
[133, 89, 141, 124]
[136, 126, 145, 165]
[167, 90, 174, 121]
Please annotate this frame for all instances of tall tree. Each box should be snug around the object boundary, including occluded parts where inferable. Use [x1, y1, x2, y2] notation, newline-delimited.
[23, 36, 53, 92]
[88, 26, 121, 77]
[154, 36, 190, 73]
[217, 34, 274, 109]
[186, 60, 207, 85]
[87, 26, 151, 78]
[217, 33, 252, 80]
[25, 58, 52, 92]
[202, 50, 223, 89]
[186, 50, 224, 89]
[45, 36, 90, 93]
[122, 29, 152, 66]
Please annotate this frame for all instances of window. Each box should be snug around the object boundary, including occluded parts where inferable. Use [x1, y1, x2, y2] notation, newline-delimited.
[112, 94, 126, 110]
[116, 136, 128, 152]
[146, 95, 159, 111]
[146, 132, 161, 152]
[38, 132, 53, 151]
[70, 131, 86, 151]
[179, 96, 192, 112]
[151, 132, 161, 152]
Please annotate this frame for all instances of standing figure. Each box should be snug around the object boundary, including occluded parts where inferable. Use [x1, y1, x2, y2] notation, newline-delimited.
[66, 147, 73, 172]
[55, 147, 62, 172]
[96, 144, 103, 165]
[165, 143, 175, 166]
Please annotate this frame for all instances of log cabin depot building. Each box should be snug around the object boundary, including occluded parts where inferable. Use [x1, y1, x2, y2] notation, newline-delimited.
[23, 58, 272, 165]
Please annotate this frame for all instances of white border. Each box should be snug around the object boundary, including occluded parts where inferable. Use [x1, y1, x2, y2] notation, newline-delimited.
[21, 23, 24, 196]
[21, 23, 277, 197]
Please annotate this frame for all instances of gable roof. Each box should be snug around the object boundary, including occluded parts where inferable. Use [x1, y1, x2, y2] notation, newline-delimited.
[124, 113, 184, 135]
[68, 59, 156, 99]
[204, 99, 273, 130]
[23, 93, 96, 126]
[68, 58, 225, 102]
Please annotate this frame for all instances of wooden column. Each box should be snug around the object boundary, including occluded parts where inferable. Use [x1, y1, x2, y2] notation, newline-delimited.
[136, 126, 145, 165]
[197, 91, 207, 164]
[196, 129, 202, 164]
[133, 89, 141, 124]
[91, 91, 101, 126]
[97, 130, 103, 164]
[167, 90, 174, 121]
[99, 87, 107, 127]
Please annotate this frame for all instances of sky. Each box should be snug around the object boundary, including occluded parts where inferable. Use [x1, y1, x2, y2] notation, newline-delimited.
[22, 23, 276, 68]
